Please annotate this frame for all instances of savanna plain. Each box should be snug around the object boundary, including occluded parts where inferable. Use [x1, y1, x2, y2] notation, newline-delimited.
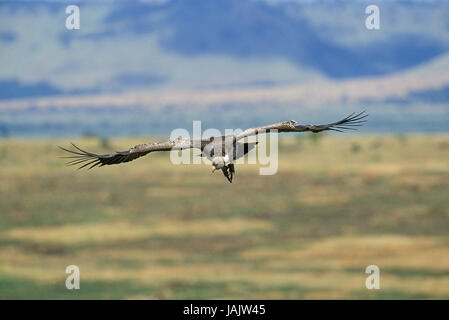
[0, 134, 448, 299]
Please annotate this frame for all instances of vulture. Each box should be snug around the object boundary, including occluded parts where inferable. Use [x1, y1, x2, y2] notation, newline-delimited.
[60, 111, 367, 183]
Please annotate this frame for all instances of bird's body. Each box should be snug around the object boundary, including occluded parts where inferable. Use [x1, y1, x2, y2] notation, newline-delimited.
[202, 139, 258, 182]
[60, 111, 367, 183]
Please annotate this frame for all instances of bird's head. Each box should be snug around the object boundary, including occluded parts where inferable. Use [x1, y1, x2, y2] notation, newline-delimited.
[211, 157, 225, 172]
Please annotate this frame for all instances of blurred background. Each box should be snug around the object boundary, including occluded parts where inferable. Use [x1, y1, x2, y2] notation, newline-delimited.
[0, 0, 448, 299]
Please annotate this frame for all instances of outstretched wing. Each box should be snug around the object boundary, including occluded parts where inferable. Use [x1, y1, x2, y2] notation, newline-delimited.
[235, 111, 367, 141]
[59, 139, 193, 170]
[234, 142, 258, 160]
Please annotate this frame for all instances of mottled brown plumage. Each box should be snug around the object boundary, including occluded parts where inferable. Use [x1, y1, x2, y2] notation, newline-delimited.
[60, 111, 367, 182]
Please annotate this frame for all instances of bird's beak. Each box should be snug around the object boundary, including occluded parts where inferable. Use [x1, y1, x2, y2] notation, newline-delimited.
[211, 166, 216, 173]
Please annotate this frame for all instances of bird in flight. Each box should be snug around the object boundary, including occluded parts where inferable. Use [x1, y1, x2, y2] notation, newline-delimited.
[60, 111, 367, 183]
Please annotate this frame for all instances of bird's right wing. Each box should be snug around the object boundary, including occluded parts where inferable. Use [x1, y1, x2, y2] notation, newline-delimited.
[235, 111, 367, 141]
[59, 139, 194, 170]
[234, 142, 258, 160]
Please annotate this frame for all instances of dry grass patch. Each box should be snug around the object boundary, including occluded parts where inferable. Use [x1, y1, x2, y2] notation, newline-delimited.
[2, 218, 272, 246]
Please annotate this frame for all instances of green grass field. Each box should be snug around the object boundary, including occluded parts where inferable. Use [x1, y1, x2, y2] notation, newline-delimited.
[1, 134, 449, 299]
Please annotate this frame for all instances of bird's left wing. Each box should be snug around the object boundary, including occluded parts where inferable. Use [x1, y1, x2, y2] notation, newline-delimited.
[235, 111, 367, 141]
[60, 139, 193, 170]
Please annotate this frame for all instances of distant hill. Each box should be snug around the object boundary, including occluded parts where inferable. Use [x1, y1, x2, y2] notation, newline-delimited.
[1, 0, 449, 136]
[108, 0, 446, 78]
[1, 0, 449, 98]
